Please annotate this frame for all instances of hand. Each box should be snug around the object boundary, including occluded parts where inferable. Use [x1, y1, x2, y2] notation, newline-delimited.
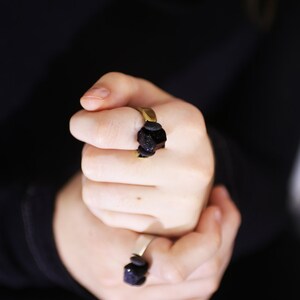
[143, 185, 241, 300]
[70, 72, 215, 236]
[54, 173, 240, 300]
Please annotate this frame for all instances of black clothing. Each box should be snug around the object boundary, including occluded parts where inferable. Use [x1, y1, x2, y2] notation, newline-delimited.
[1, 0, 300, 299]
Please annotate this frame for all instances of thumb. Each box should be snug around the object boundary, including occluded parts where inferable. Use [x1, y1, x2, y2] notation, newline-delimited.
[80, 72, 172, 111]
[145, 206, 222, 283]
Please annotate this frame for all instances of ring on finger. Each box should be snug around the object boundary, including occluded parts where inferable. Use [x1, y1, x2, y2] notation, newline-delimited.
[135, 107, 167, 158]
[123, 234, 156, 286]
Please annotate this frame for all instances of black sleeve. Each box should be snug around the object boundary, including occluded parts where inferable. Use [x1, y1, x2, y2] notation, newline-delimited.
[207, 0, 300, 258]
[0, 183, 96, 299]
[0, 79, 95, 299]
[208, 126, 299, 259]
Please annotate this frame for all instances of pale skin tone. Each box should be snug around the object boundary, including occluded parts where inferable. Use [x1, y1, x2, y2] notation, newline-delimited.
[53, 72, 241, 300]
[70, 72, 215, 236]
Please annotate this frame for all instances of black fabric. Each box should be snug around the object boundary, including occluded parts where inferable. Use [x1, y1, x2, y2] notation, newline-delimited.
[212, 231, 300, 300]
[0, 0, 300, 298]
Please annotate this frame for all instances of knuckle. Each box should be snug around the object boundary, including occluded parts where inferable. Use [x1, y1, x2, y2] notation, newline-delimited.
[69, 110, 85, 138]
[191, 151, 215, 183]
[197, 164, 214, 185]
[103, 71, 136, 91]
[181, 158, 214, 189]
[81, 180, 104, 210]
[81, 182, 94, 207]
[81, 145, 99, 180]
[102, 71, 127, 82]
[179, 102, 206, 135]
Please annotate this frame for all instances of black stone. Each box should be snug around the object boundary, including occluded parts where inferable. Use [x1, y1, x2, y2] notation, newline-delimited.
[137, 123, 167, 156]
[137, 145, 155, 158]
[130, 255, 147, 266]
[144, 120, 162, 131]
[135, 276, 146, 286]
[123, 262, 149, 286]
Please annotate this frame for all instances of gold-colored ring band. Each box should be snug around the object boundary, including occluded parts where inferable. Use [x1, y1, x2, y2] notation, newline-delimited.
[135, 106, 167, 158]
[132, 234, 156, 257]
[135, 107, 157, 123]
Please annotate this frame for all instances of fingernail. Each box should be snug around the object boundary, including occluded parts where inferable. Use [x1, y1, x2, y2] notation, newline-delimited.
[81, 86, 110, 100]
[214, 209, 222, 222]
[218, 185, 230, 198]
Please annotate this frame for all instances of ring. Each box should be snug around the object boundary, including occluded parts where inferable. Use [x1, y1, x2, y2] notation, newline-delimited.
[123, 234, 155, 286]
[136, 107, 167, 158]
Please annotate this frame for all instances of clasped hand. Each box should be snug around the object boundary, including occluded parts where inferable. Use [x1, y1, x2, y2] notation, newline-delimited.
[70, 72, 215, 236]
[54, 72, 241, 300]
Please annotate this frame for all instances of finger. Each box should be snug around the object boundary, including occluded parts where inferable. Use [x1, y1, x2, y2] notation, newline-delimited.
[88, 208, 159, 232]
[208, 186, 241, 256]
[186, 258, 221, 280]
[81, 145, 203, 189]
[70, 102, 206, 153]
[81, 145, 167, 185]
[187, 186, 241, 280]
[70, 106, 143, 150]
[82, 179, 167, 216]
[209, 186, 241, 236]
[80, 72, 172, 111]
[82, 177, 205, 236]
[146, 207, 222, 283]
[208, 185, 241, 271]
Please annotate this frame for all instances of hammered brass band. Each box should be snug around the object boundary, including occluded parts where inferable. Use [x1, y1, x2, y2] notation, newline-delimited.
[136, 107, 157, 122]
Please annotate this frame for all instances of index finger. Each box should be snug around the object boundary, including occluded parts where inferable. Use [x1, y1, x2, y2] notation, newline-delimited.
[80, 72, 172, 111]
[70, 100, 205, 152]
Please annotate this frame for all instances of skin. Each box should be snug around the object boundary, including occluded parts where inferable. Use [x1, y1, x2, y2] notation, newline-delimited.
[53, 72, 241, 299]
[70, 72, 215, 236]
[54, 173, 241, 300]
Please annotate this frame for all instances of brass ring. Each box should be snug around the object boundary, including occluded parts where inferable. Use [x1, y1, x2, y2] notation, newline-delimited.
[135, 107, 167, 158]
[123, 234, 155, 286]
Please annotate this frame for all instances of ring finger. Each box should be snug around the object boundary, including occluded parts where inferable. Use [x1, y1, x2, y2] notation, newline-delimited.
[81, 145, 193, 187]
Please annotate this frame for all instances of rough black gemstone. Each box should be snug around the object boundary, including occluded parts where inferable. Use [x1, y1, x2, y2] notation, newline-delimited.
[144, 120, 162, 131]
[135, 276, 146, 286]
[123, 262, 149, 286]
[137, 122, 166, 156]
[137, 145, 155, 158]
[130, 255, 147, 266]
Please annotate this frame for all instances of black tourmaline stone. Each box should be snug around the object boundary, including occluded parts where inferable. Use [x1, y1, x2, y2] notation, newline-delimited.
[123, 261, 149, 286]
[137, 121, 167, 157]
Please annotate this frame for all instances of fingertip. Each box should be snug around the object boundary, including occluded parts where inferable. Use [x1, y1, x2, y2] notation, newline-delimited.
[80, 98, 104, 111]
[210, 185, 231, 204]
[80, 87, 110, 111]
